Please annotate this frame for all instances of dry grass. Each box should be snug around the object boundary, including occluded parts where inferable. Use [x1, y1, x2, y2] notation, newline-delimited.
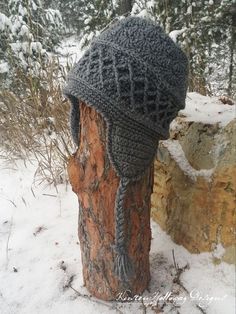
[0, 57, 74, 187]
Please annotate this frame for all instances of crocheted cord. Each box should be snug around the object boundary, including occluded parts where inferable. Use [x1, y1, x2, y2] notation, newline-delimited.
[114, 177, 134, 282]
[67, 95, 80, 145]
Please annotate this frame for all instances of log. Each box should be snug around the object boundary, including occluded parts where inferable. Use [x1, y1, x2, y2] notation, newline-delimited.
[68, 101, 154, 300]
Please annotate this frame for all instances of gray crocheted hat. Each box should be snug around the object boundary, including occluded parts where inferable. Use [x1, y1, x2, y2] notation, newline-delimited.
[64, 16, 188, 285]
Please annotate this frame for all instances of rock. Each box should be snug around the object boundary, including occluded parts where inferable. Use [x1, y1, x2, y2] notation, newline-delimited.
[151, 93, 236, 264]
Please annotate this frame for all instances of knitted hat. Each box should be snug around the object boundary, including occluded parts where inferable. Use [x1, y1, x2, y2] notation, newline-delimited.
[64, 16, 188, 284]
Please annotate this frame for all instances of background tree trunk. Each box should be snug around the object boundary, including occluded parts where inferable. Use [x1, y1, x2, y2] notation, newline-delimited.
[227, 12, 235, 96]
[68, 101, 153, 301]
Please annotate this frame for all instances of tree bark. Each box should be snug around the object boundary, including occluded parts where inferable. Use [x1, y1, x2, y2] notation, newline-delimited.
[68, 101, 153, 301]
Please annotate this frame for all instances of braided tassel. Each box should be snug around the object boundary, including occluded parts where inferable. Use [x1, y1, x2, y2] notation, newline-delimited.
[114, 178, 134, 282]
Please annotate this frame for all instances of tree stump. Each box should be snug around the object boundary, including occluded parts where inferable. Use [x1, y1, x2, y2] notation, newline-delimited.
[68, 101, 154, 300]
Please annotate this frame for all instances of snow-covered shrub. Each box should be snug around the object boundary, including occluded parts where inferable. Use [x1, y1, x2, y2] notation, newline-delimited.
[0, 0, 65, 91]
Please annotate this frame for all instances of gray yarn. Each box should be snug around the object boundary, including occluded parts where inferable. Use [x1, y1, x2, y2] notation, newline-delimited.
[114, 177, 134, 281]
[68, 95, 80, 144]
[64, 16, 188, 284]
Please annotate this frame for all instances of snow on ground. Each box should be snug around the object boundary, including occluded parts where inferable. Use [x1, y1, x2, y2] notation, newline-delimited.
[180, 92, 235, 126]
[0, 159, 235, 314]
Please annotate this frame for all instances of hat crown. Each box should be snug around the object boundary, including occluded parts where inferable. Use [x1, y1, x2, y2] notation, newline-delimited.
[96, 17, 188, 98]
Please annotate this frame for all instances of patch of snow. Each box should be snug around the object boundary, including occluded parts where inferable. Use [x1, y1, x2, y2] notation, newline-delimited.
[19, 24, 29, 37]
[169, 28, 187, 43]
[0, 159, 234, 313]
[131, 3, 140, 15]
[181, 92, 236, 127]
[137, 9, 151, 18]
[57, 36, 84, 66]
[18, 4, 27, 16]
[30, 41, 43, 53]
[161, 139, 214, 181]
[169, 118, 184, 134]
[45, 9, 62, 26]
[212, 243, 226, 260]
[0, 13, 11, 32]
[84, 17, 92, 25]
[146, 0, 155, 9]
[0, 62, 9, 74]
[31, 0, 38, 11]
[87, 31, 95, 42]
[186, 5, 192, 15]
[11, 16, 24, 35]
[10, 42, 22, 53]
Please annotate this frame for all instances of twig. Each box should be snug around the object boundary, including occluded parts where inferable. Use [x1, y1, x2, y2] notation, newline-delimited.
[31, 186, 36, 198]
[177, 280, 189, 294]
[196, 304, 207, 314]
[172, 249, 178, 270]
[172, 249, 189, 286]
[68, 284, 91, 299]
[22, 197, 27, 207]
[42, 193, 57, 197]
[5, 215, 13, 270]
[7, 199, 17, 208]
[141, 299, 147, 314]
[63, 275, 75, 290]
[68, 284, 124, 314]
[171, 251, 207, 314]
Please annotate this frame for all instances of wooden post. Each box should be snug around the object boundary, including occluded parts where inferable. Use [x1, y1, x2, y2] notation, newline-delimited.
[68, 101, 154, 301]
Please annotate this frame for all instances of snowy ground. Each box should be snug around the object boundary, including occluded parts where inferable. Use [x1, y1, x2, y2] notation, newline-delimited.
[181, 92, 235, 126]
[0, 159, 235, 314]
